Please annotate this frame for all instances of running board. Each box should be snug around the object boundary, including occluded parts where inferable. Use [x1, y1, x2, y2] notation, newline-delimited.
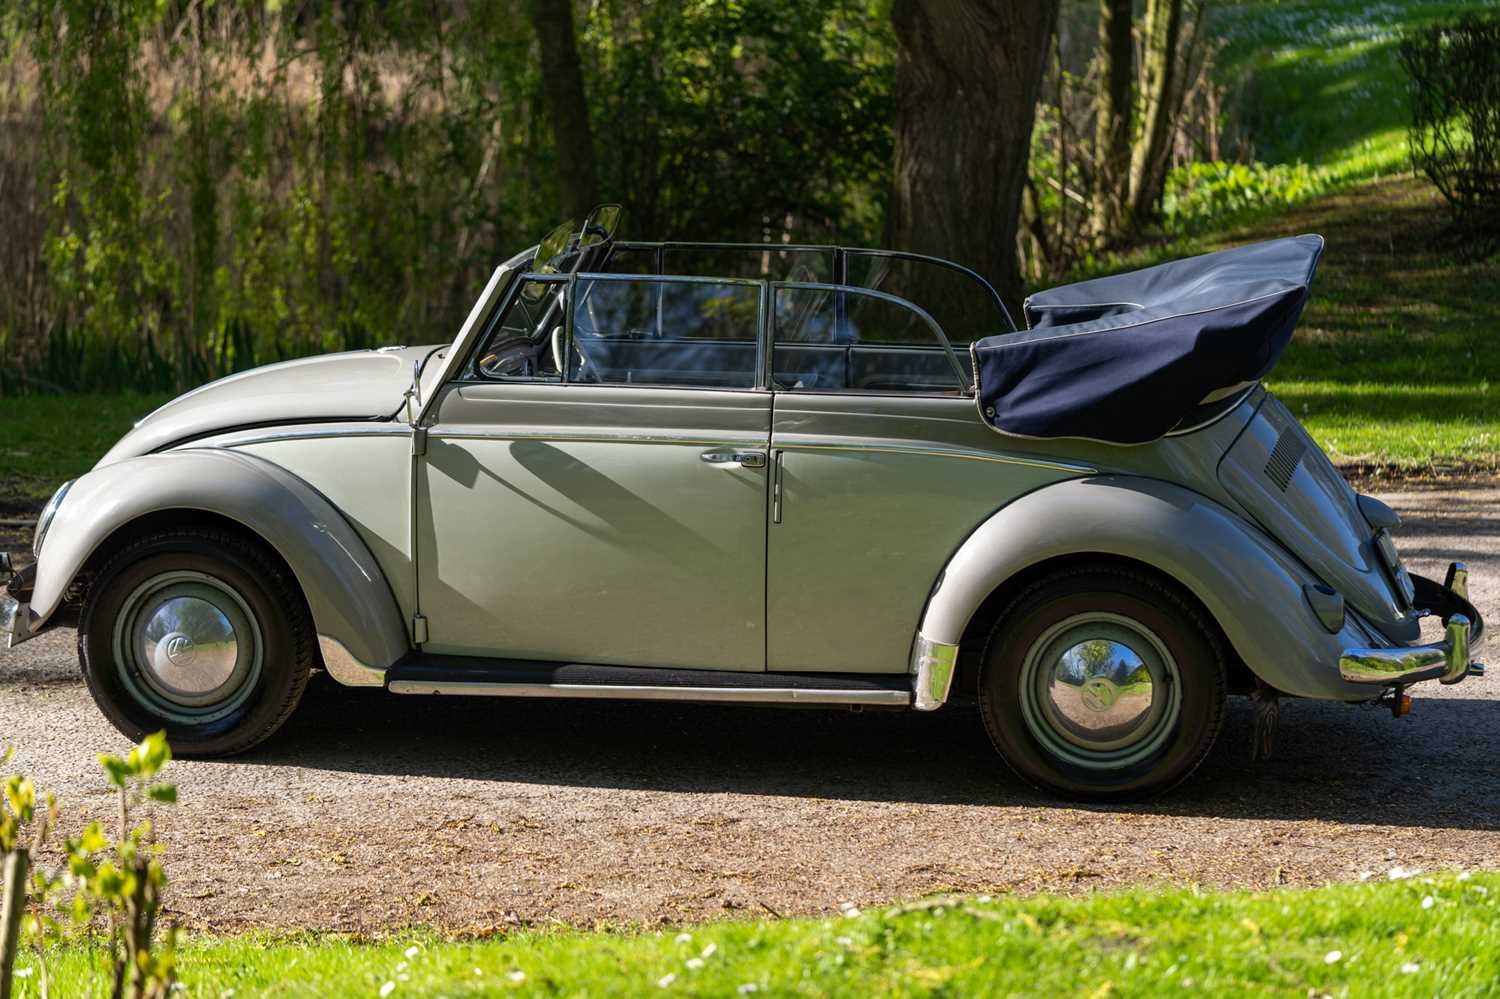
[385, 657, 914, 708]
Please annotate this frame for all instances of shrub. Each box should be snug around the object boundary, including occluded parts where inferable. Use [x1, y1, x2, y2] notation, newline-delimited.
[1399, 14, 1500, 236]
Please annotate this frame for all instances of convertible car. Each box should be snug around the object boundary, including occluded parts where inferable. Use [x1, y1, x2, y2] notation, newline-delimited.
[0, 206, 1485, 799]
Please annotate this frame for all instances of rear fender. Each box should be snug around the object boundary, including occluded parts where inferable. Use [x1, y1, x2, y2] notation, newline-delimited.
[26, 448, 408, 683]
[920, 475, 1378, 701]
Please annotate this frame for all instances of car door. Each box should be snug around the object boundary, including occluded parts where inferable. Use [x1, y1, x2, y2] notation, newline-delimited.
[416, 272, 771, 672]
[765, 280, 1075, 674]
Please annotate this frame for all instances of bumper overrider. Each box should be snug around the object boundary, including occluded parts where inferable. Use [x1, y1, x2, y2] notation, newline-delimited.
[1339, 563, 1486, 687]
[1, 552, 39, 649]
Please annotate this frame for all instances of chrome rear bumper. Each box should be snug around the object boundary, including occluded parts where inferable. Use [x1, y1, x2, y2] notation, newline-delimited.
[1339, 563, 1486, 686]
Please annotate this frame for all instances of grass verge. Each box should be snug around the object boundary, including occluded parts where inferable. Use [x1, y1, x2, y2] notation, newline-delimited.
[12, 873, 1499, 997]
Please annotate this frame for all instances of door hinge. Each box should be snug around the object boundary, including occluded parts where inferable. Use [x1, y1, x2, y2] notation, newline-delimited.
[411, 426, 428, 457]
[772, 450, 784, 524]
[412, 614, 429, 645]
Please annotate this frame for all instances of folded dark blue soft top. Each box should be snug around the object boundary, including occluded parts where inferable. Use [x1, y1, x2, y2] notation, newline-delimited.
[971, 234, 1324, 444]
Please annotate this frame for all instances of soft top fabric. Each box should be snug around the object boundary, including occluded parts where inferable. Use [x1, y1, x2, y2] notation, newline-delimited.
[971, 234, 1324, 444]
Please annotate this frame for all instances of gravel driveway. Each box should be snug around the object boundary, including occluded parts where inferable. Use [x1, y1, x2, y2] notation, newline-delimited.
[1, 480, 1496, 933]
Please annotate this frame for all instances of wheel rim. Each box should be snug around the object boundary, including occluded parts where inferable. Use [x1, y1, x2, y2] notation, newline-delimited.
[1018, 612, 1181, 771]
[112, 570, 263, 724]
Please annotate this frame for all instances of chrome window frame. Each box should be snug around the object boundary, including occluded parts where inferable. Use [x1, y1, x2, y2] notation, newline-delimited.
[452, 239, 998, 400]
[769, 280, 973, 397]
[562, 271, 770, 393]
[457, 271, 570, 384]
[609, 240, 1016, 335]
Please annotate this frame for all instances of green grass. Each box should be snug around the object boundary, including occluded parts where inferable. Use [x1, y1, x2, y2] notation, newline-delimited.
[1232, 175, 1498, 469]
[1212, 0, 1500, 181]
[13, 873, 1500, 997]
[0, 393, 170, 500]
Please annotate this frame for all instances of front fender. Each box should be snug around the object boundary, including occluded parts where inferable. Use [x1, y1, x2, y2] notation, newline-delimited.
[27, 448, 408, 681]
[920, 475, 1379, 701]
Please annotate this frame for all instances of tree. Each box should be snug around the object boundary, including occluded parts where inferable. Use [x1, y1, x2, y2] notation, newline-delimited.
[1092, 0, 1134, 239]
[527, 0, 600, 220]
[886, 0, 1059, 313]
[1130, 0, 1185, 224]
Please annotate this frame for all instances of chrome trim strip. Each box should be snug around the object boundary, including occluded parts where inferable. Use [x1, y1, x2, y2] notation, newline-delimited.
[386, 680, 912, 706]
[911, 633, 959, 711]
[318, 635, 388, 688]
[199, 425, 411, 449]
[777, 440, 1096, 475]
[33, 480, 73, 558]
[430, 429, 766, 448]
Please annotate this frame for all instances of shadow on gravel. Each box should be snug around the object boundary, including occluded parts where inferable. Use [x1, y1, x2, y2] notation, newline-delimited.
[249, 678, 1500, 832]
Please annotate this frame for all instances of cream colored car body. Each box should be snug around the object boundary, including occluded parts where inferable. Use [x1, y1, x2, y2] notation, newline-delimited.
[3, 249, 1478, 715]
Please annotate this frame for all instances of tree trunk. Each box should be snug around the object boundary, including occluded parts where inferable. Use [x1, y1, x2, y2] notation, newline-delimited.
[527, 0, 600, 220]
[887, 0, 1059, 317]
[1092, 0, 1134, 239]
[1129, 0, 1184, 224]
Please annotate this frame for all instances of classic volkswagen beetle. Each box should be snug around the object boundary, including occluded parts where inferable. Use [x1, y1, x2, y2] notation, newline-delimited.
[0, 206, 1485, 799]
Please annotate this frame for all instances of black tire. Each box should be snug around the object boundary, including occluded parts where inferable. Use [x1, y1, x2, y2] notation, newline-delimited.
[978, 564, 1226, 801]
[78, 527, 314, 757]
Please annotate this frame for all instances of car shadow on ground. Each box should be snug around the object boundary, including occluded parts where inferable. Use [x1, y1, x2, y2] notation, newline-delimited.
[251, 677, 1500, 832]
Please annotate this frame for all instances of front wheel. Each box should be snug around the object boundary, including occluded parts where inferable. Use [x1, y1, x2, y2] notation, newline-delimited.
[79, 527, 314, 756]
[979, 565, 1226, 801]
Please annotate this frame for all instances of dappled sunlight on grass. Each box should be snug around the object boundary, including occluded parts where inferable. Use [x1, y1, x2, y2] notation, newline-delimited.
[1213, 0, 1488, 178]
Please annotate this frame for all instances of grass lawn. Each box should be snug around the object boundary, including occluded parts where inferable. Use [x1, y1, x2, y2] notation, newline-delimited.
[14, 873, 1499, 997]
[1216, 175, 1497, 470]
[1212, 0, 1500, 182]
[0, 393, 170, 501]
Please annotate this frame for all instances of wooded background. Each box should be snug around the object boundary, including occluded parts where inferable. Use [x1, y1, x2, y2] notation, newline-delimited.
[0, 0, 1286, 392]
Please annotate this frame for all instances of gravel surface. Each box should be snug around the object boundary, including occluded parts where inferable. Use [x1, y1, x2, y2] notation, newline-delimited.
[1, 480, 1496, 934]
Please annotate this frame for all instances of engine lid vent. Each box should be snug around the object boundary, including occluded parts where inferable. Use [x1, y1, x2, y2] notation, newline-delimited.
[1264, 428, 1307, 491]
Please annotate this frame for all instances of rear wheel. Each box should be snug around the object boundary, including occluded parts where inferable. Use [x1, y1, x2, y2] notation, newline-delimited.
[979, 565, 1226, 801]
[79, 527, 313, 756]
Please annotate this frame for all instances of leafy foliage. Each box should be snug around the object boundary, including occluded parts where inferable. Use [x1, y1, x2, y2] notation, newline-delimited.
[3, 734, 180, 999]
[0, 1, 893, 395]
[1162, 160, 1327, 233]
[1399, 12, 1500, 239]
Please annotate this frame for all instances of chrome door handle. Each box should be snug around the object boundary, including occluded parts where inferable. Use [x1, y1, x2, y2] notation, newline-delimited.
[701, 449, 766, 468]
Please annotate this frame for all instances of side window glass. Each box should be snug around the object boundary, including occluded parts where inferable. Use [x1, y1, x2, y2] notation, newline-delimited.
[772, 285, 967, 395]
[469, 277, 567, 381]
[845, 253, 1009, 345]
[569, 277, 761, 389]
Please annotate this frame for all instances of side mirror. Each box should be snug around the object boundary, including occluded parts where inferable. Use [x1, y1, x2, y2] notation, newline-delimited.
[580, 204, 623, 247]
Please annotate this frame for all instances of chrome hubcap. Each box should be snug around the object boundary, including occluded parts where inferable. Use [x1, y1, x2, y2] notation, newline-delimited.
[113, 571, 262, 723]
[1019, 612, 1181, 771]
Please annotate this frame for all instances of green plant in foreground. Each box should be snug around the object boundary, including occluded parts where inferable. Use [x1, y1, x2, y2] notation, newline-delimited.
[0, 748, 55, 999]
[2, 735, 179, 999]
[80, 733, 180, 999]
